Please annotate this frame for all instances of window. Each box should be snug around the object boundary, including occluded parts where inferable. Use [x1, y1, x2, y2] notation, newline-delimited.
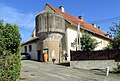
[29, 45, 32, 52]
[24, 46, 27, 53]
[71, 43, 74, 47]
[78, 38, 80, 45]
[100, 41, 102, 44]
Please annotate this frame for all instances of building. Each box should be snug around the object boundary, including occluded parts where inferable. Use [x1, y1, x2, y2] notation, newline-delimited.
[21, 37, 39, 60]
[21, 4, 111, 63]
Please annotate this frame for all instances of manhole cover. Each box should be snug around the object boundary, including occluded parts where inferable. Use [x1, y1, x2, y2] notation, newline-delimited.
[24, 70, 29, 72]
[30, 74, 35, 77]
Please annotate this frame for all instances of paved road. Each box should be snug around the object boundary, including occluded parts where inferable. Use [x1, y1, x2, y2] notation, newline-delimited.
[19, 60, 120, 81]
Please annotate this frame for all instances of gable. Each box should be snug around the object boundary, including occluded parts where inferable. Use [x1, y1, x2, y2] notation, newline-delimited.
[44, 5, 55, 12]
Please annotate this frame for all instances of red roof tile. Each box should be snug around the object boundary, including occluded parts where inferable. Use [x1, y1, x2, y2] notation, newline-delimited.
[46, 4, 110, 40]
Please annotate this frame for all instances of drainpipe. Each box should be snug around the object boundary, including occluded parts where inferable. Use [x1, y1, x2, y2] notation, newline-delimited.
[77, 23, 81, 51]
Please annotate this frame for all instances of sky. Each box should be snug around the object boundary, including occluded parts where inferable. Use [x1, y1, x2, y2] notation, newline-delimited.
[0, 0, 120, 42]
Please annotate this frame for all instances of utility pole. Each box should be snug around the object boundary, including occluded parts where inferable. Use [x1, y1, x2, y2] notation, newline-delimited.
[77, 23, 81, 51]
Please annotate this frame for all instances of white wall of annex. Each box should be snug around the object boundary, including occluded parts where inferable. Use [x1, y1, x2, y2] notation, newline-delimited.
[21, 43, 37, 60]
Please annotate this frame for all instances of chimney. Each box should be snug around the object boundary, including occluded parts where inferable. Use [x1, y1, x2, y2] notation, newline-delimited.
[78, 16, 83, 21]
[92, 23, 96, 27]
[98, 26, 100, 29]
[59, 6, 65, 12]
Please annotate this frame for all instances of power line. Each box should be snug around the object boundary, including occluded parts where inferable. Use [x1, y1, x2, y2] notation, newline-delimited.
[2, 18, 35, 33]
[19, 27, 32, 33]
[87, 16, 120, 24]
[20, 17, 35, 28]
[19, 16, 35, 33]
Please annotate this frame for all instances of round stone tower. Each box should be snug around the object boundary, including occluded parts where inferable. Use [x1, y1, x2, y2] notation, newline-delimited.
[35, 11, 65, 63]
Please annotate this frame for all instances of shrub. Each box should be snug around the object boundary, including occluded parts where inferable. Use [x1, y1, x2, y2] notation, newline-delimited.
[0, 20, 21, 81]
[113, 65, 120, 74]
[81, 32, 98, 51]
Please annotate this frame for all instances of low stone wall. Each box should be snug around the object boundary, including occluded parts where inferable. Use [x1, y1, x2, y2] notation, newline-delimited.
[70, 60, 120, 71]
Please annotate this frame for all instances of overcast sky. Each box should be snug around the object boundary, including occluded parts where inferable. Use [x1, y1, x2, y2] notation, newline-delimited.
[0, 0, 120, 42]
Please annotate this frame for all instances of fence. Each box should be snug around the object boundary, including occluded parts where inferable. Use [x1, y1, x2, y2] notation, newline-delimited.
[70, 50, 120, 61]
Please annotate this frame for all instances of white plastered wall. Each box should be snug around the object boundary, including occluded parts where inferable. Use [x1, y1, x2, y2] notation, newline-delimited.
[66, 27, 82, 61]
[21, 43, 37, 60]
[92, 36, 109, 50]
[66, 27, 110, 61]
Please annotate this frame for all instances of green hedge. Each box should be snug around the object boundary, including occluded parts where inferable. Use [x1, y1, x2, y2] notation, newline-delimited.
[0, 20, 21, 81]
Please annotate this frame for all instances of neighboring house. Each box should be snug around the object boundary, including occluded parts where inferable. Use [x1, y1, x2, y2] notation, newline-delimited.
[22, 4, 111, 63]
[21, 37, 39, 60]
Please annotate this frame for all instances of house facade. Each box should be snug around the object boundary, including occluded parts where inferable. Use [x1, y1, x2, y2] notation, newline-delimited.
[21, 37, 39, 60]
[21, 4, 111, 63]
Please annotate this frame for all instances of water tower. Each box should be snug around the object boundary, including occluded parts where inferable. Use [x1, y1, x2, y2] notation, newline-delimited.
[35, 11, 65, 63]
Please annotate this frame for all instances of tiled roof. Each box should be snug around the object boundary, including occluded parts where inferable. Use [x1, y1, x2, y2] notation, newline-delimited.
[21, 37, 39, 46]
[46, 4, 110, 39]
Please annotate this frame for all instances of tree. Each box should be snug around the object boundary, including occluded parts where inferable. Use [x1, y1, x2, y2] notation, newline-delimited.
[110, 35, 120, 50]
[106, 22, 120, 50]
[80, 32, 98, 51]
[0, 20, 21, 81]
[110, 22, 120, 36]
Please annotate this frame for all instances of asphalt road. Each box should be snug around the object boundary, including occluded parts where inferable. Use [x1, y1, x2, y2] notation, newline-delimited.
[18, 60, 120, 81]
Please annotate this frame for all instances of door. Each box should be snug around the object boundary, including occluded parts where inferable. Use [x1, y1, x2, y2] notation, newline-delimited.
[37, 50, 41, 62]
